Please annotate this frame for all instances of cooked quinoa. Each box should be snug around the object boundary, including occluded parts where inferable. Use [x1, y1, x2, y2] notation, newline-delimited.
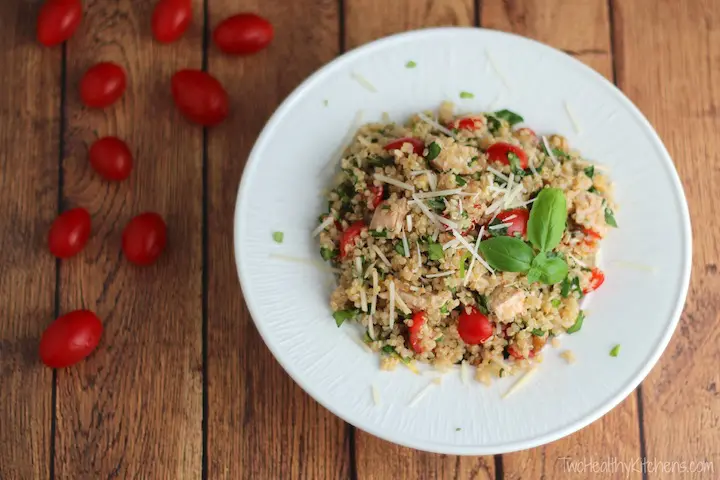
[316, 103, 617, 381]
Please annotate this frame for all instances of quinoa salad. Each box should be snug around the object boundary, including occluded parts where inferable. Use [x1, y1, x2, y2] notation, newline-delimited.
[315, 103, 617, 383]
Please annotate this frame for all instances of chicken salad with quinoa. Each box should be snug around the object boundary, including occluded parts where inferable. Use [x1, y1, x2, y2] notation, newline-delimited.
[315, 102, 617, 383]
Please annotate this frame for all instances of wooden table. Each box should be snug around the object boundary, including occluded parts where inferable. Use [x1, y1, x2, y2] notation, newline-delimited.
[1, 0, 718, 478]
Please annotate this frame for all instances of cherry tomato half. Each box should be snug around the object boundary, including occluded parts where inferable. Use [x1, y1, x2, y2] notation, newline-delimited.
[171, 69, 229, 126]
[48, 207, 91, 258]
[213, 13, 274, 55]
[581, 227, 602, 246]
[79, 62, 127, 108]
[37, 0, 82, 47]
[89, 136, 133, 181]
[338, 221, 365, 260]
[457, 306, 493, 345]
[450, 116, 484, 131]
[384, 137, 425, 156]
[368, 184, 384, 209]
[408, 311, 427, 353]
[583, 267, 605, 294]
[151, 0, 192, 44]
[487, 142, 528, 169]
[122, 212, 167, 265]
[39, 310, 103, 368]
[495, 208, 529, 238]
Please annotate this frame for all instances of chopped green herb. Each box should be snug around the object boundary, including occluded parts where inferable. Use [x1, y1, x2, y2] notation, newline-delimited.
[370, 229, 388, 238]
[427, 241, 444, 261]
[584, 166, 595, 178]
[609, 344, 621, 357]
[320, 247, 338, 261]
[560, 276, 583, 298]
[394, 242, 407, 256]
[323, 99, 329, 107]
[343, 168, 358, 184]
[605, 208, 618, 227]
[468, 156, 478, 167]
[455, 427, 462, 432]
[333, 309, 360, 327]
[367, 155, 395, 168]
[451, 128, 460, 135]
[381, 345, 395, 354]
[531, 328, 545, 336]
[440, 303, 449, 315]
[486, 115, 501, 133]
[363, 332, 372, 343]
[459, 91, 475, 99]
[551, 298, 561, 308]
[566, 311, 585, 334]
[493, 109, 524, 126]
[435, 335, 444, 342]
[588, 186, 600, 194]
[272, 231, 284, 243]
[487, 217, 508, 237]
[426, 142, 441, 161]
[426, 197, 446, 212]
[405, 60, 417, 68]
[458, 251, 472, 277]
[381, 204, 391, 210]
[476, 294, 490, 315]
[455, 175, 467, 186]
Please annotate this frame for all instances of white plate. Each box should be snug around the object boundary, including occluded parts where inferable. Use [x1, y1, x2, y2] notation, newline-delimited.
[234, 28, 691, 455]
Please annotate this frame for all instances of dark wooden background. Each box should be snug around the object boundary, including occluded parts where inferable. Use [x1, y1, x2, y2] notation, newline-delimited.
[1, 0, 718, 478]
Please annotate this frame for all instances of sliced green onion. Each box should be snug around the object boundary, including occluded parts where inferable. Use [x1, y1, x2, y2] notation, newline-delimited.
[567, 311, 585, 334]
[459, 91, 475, 99]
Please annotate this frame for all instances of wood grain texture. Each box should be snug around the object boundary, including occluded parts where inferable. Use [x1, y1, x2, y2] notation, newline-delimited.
[0, 1, 59, 478]
[614, 0, 720, 478]
[55, 0, 203, 477]
[345, 1, 494, 478]
[205, 1, 350, 479]
[481, 1, 642, 478]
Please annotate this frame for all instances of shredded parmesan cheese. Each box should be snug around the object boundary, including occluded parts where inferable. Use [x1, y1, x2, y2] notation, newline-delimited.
[443, 238, 461, 251]
[406, 214, 413, 232]
[434, 214, 459, 231]
[388, 281, 396, 328]
[519, 197, 537, 207]
[371, 385, 381, 405]
[505, 183, 525, 208]
[416, 242, 422, 270]
[394, 290, 411, 315]
[372, 245, 391, 267]
[485, 50, 510, 89]
[355, 257, 363, 276]
[269, 254, 342, 273]
[427, 171, 438, 191]
[452, 230, 494, 274]
[312, 216, 335, 237]
[408, 382, 435, 407]
[503, 214, 517, 221]
[409, 170, 432, 177]
[363, 262, 375, 279]
[374, 173, 415, 191]
[414, 188, 464, 199]
[401, 230, 410, 257]
[502, 367, 538, 399]
[416, 112, 457, 138]
[460, 361, 469, 385]
[368, 317, 375, 340]
[542, 136, 558, 165]
[486, 166, 510, 182]
[488, 222, 513, 230]
[371, 271, 378, 314]
[567, 253, 587, 268]
[564, 101, 581, 133]
[359, 288, 367, 312]
[411, 194, 442, 229]
[424, 270, 456, 279]
[351, 71, 377, 92]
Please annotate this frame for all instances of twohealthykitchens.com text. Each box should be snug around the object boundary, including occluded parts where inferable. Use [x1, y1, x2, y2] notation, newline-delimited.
[557, 457, 714, 475]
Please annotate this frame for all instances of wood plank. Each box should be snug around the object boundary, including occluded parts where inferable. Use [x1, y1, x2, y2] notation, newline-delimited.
[345, 2, 494, 477]
[205, 1, 349, 478]
[614, 1, 720, 478]
[0, 1, 60, 478]
[55, 1, 204, 477]
[481, 1, 642, 478]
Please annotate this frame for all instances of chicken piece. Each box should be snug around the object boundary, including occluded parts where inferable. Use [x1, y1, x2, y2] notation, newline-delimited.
[369, 198, 408, 233]
[430, 138, 483, 174]
[488, 287, 527, 323]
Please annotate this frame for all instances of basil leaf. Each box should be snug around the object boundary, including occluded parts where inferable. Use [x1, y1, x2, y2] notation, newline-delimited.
[370, 229, 387, 238]
[605, 207, 618, 227]
[493, 109, 524, 126]
[476, 294, 490, 315]
[426, 197, 445, 212]
[588, 186, 600, 194]
[566, 311, 585, 334]
[333, 309, 360, 327]
[478, 236, 535, 273]
[427, 241, 444, 261]
[426, 142, 441, 161]
[526, 267, 541, 284]
[507, 152, 526, 177]
[367, 155, 394, 168]
[320, 247, 338, 261]
[531, 328, 544, 336]
[527, 188, 567, 252]
[394, 242, 406, 256]
[551, 298, 561, 308]
[455, 175, 467, 186]
[531, 252, 569, 284]
[584, 166, 595, 178]
[440, 303, 449, 314]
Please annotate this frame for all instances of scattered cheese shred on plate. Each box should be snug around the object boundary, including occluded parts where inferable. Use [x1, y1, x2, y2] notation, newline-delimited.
[408, 382, 436, 407]
[502, 366, 538, 399]
[564, 101, 581, 133]
[351, 71, 377, 92]
[371, 384, 381, 405]
[460, 361, 469, 385]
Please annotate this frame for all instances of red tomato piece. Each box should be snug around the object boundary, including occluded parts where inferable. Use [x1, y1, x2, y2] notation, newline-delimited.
[584, 267, 605, 294]
[495, 208, 530, 238]
[458, 306, 493, 345]
[37, 0, 83, 47]
[451, 117, 484, 131]
[408, 311, 427, 353]
[79, 62, 127, 108]
[384, 137, 425, 156]
[338, 221, 366, 260]
[39, 310, 103, 368]
[122, 212, 167, 266]
[151, 0, 192, 44]
[213, 13, 274, 55]
[368, 184, 384, 209]
[487, 142, 528, 169]
[89, 136, 133, 181]
[48, 207, 91, 258]
[507, 344, 535, 360]
[171, 69, 229, 126]
[582, 227, 602, 241]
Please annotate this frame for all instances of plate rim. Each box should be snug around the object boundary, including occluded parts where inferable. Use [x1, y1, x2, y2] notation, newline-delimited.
[233, 27, 693, 455]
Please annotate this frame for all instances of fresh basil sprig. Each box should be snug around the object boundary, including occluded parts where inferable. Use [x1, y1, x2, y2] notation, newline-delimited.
[478, 237, 535, 272]
[527, 188, 567, 252]
[527, 252, 569, 284]
[493, 109, 524, 126]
